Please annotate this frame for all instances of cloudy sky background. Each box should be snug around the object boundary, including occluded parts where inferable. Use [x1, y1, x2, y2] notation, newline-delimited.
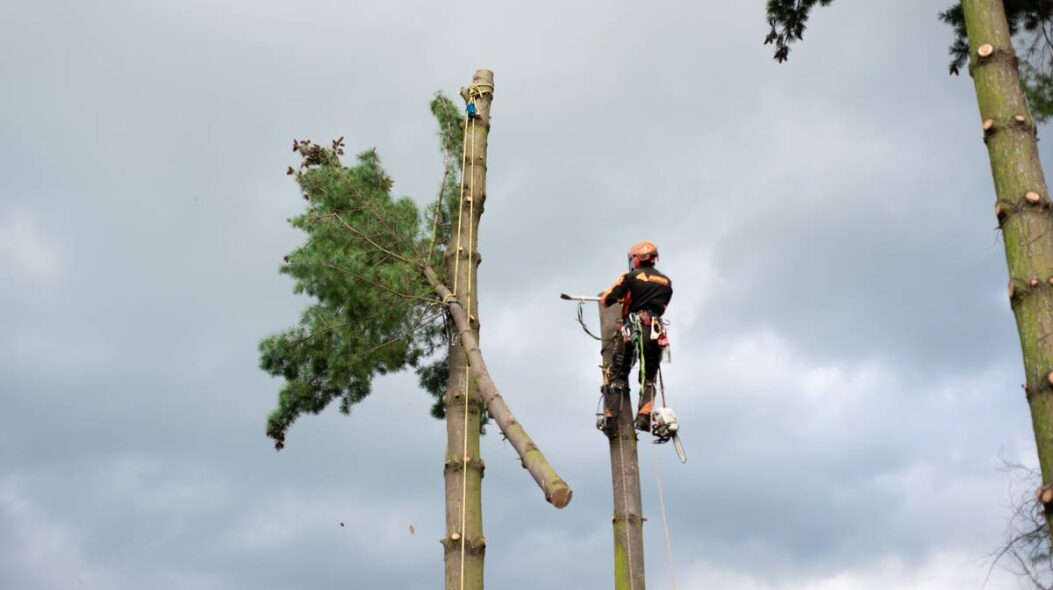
[0, 0, 1045, 588]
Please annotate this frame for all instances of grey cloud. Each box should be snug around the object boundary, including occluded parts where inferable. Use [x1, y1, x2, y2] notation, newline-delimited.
[1, 0, 1045, 588]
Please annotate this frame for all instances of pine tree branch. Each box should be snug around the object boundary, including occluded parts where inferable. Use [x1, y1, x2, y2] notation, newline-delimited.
[315, 211, 419, 266]
[286, 308, 443, 353]
[360, 198, 419, 254]
[320, 262, 434, 303]
[353, 310, 445, 358]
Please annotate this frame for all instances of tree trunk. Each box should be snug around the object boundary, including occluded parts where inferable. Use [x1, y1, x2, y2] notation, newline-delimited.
[436, 69, 572, 590]
[440, 68, 493, 590]
[599, 303, 646, 590]
[963, 0, 1053, 539]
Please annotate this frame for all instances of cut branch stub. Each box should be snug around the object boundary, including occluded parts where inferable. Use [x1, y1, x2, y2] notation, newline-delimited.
[1026, 191, 1042, 204]
[549, 487, 572, 509]
[1014, 114, 1028, 124]
[977, 43, 994, 58]
[995, 201, 1005, 220]
[1047, 369, 1053, 387]
[1009, 280, 1018, 299]
[1040, 484, 1053, 506]
[983, 118, 995, 131]
[1031, 277, 1041, 288]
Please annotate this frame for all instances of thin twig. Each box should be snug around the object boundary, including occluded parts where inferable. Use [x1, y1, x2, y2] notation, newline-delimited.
[315, 211, 419, 266]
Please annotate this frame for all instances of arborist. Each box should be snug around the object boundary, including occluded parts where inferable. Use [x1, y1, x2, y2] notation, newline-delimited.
[599, 241, 673, 433]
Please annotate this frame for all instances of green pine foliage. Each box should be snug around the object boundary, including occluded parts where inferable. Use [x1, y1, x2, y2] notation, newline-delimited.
[260, 94, 464, 449]
[766, 0, 1053, 121]
[763, 0, 833, 63]
[416, 93, 464, 418]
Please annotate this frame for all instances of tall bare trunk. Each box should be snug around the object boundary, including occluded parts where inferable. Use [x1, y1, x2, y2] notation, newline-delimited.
[437, 70, 573, 590]
[963, 0, 1053, 539]
[440, 68, 493, 590]
[599, 303, 646, 590]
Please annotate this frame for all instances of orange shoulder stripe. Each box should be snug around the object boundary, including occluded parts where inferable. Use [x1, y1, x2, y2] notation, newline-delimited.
[600, 274, 626, 306]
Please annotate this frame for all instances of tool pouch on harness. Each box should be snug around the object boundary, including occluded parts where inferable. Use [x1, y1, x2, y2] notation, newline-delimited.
[635, 311, 668, 343]
[649, 315, 668, 343]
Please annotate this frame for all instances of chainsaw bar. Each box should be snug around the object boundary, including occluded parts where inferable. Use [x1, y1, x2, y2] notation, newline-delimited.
[672, 434, 687, 464]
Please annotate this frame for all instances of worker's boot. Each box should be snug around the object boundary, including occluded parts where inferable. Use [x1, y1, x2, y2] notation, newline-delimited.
[598, 380, 628, 435]
[635, 380, 656, 432]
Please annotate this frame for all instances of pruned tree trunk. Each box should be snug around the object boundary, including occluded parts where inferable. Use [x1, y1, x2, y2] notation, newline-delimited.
[435, 69, 572, 590]
[439, 68, 492, 590]
[599, 303, 646, 590]
[964, 0, 1053, 540]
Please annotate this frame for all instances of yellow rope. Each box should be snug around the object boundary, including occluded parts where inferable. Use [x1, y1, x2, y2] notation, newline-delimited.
[617, 394, 637, 590]
[603, 333, 637, 590]
[454, 108, 479, 590]
[464, 82, 493, 114]
[650, 440, 678, 590]
[450, 80, 490, 590]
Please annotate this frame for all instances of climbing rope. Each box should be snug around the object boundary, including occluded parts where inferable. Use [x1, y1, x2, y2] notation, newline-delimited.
[603, 330, 637, 590]
[658, 366, 668, 408]
[635, 314, 647, 393]
[615, 389, 638, 590]
[649, 439, 678, 590]
[453, 83, 487, 590]
[455, 115, 474, 590]
[637, 318, 679, 589]
[652, 367, 679, 589]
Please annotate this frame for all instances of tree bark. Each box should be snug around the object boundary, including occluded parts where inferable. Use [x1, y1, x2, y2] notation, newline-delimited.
[599, 303, 646, 590]
[963, 0, 1053, 540]
[439, 69, 492, 590]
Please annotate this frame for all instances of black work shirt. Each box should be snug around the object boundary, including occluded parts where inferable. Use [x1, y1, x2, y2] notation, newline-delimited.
[601, 266, 673, 316]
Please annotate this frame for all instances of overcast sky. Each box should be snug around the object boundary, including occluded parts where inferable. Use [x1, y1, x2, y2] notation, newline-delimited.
[1, 0, 1047, 588]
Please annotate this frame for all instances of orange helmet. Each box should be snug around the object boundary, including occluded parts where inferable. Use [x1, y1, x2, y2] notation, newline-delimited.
[627, 241, 659, 269]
